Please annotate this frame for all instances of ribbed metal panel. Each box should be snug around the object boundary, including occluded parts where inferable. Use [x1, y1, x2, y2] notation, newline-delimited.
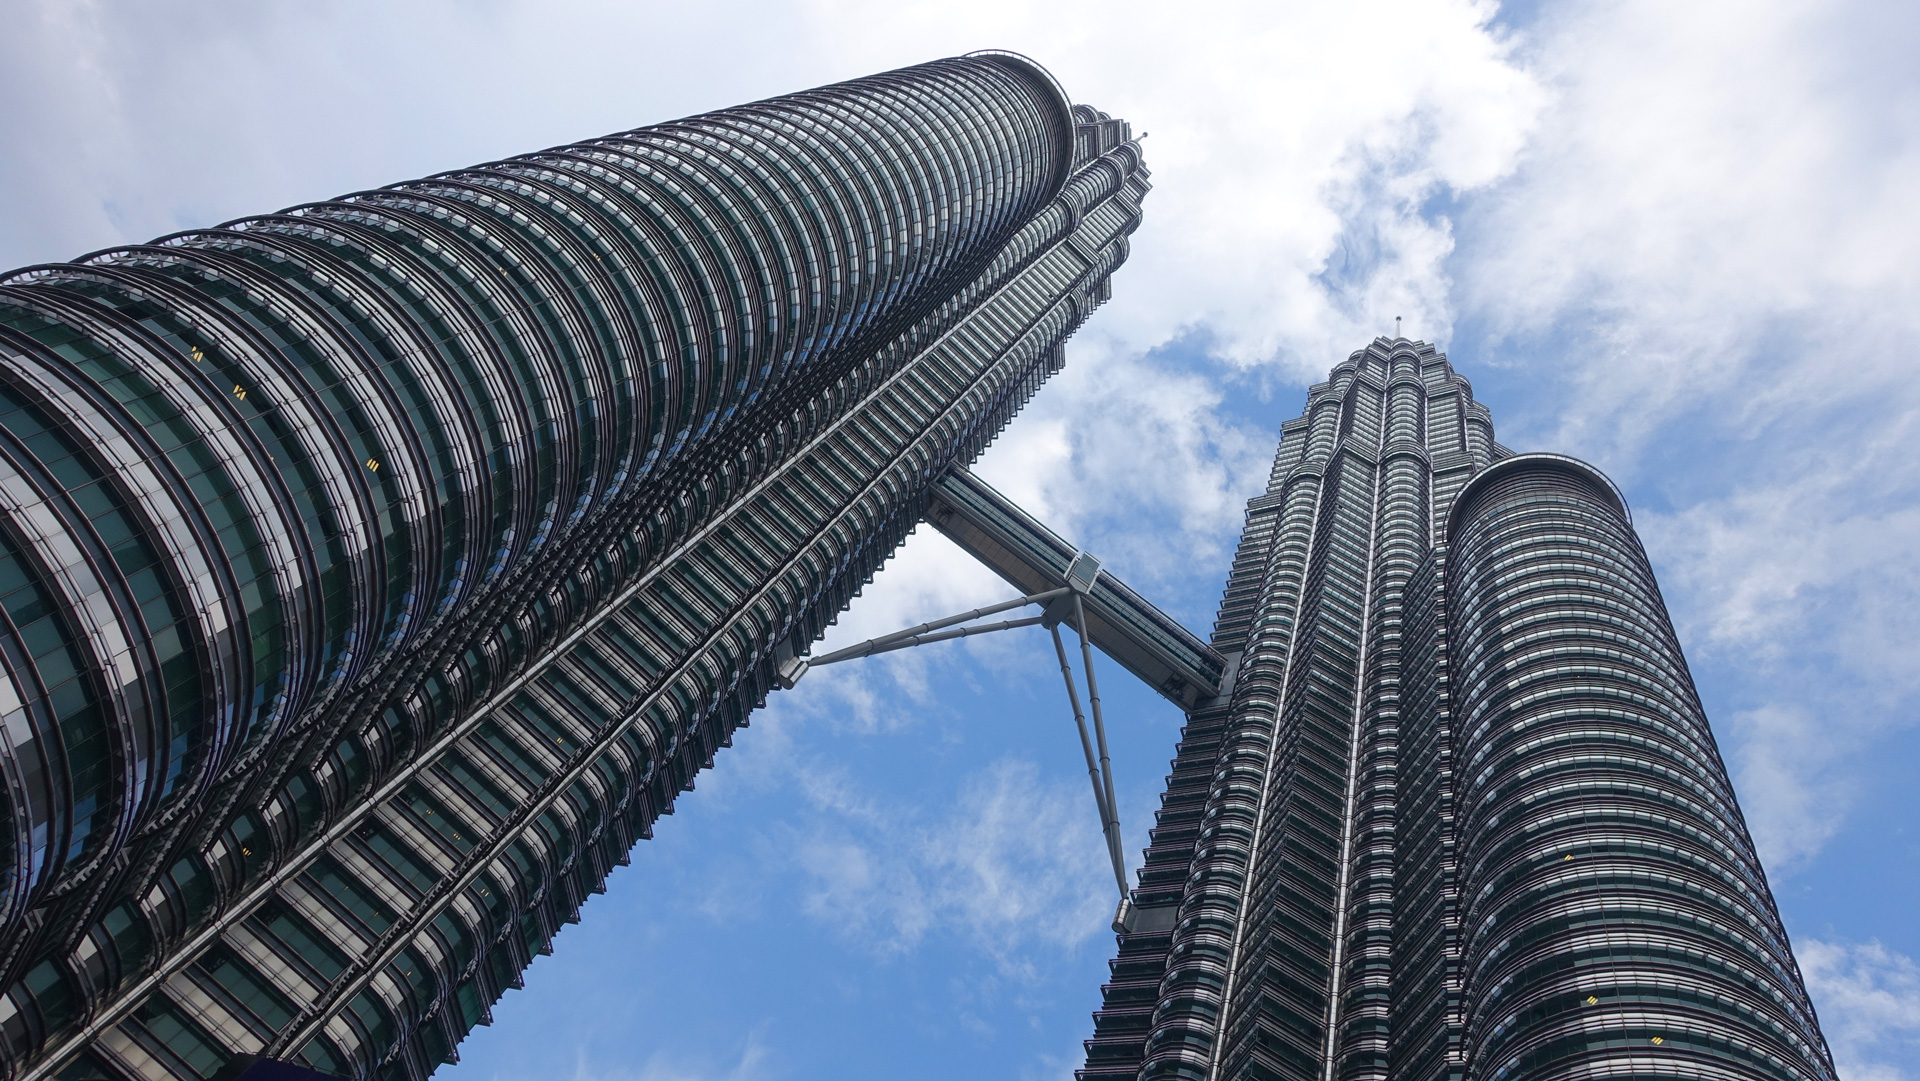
[0, 55, 1149, 1081]
[1444, 455, 1832, 1081]
[1082, 341, 1836, 1081]
[0, 54, 1071, 924]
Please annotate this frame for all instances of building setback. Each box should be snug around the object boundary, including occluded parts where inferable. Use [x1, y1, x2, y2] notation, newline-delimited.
[0, 54, 1147, 1080]
[1082, 337, 1837, 1081]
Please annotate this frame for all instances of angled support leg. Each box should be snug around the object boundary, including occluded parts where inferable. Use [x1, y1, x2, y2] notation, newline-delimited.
[781, 585, 1070, 685]
[1052, 622, 1126, 904]
[773, 536, 1143, 933]
[1074, 592, 1134, 933]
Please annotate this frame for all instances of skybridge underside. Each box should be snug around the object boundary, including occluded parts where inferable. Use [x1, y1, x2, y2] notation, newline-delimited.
[922, 468, 1225, 710]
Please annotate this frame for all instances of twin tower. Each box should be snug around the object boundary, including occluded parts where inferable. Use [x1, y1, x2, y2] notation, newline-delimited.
[0, 53, 1836, 1081]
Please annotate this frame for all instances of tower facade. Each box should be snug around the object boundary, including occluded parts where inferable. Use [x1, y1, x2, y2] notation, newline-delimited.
[1084, 338, 1836, 1081]
[0, 55, 1147, 1080]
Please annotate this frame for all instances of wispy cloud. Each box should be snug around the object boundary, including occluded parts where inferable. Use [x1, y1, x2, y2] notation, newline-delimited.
[791, 758, 1109, 963]
[1452, 0, 1920, 875]
[555, 1028, 776, 1081]
[680, 536, 1118, 967]
[1799, 939, 1920, 1081]
[6, 1, 1917, 1078]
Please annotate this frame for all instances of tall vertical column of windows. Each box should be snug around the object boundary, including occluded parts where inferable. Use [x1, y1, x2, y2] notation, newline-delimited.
[1088, 340, 1516, 1081]
[1443, 455, 1835, 1081]
[1078, 415, 1307, 1079]
[14, 105, 1149, 1081]
[1210, 368, 1391, 1081]
[1329, 354, 1430, 1080]
[1134, 392, 1333, 1081]
[1386, 548, 1461, 1081]
[0, 54, 1074, 952]
[0, 53, 1154, 1081]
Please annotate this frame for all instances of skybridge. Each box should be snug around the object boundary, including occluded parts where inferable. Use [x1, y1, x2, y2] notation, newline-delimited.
[778, 467, 1231, 932]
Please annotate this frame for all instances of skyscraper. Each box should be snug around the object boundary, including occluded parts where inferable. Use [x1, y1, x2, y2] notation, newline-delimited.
[1081, 337, 1836, 1081]
[0, 54, 1146, 1080]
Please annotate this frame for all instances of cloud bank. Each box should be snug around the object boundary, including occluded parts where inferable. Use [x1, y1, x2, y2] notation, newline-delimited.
[4, 1, 1917, 1077]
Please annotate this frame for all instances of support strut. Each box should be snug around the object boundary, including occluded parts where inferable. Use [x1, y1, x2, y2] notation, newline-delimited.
[775, 555, 1137, 932]
[1071, 592, 1134, 932]
[781, 586, 1070, 684]
[1053, 623, 1126, 899]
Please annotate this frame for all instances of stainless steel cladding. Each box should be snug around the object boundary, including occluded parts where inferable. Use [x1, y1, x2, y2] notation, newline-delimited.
[1082, 338, 1836, 1081]
[1441, 455, 1830, 1080]
[0, 54, 1147, 1081]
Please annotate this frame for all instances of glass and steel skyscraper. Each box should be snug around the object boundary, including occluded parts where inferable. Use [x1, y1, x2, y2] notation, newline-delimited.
[0, 54, 1147, 1080]
[1082, 337, 1836, 1081]
[0, 40, 1838, 1081]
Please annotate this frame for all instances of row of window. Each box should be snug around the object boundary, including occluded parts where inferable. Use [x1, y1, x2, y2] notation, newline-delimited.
[1127, 364, 1819, 1081]
[0, 61, 1117, 1080]
[37, 143, 1146, 1081]
[1444, 463, 1831, 1080]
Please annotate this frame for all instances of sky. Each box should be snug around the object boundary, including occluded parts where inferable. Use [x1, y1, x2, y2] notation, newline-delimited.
[3, 0, 1918, 1078]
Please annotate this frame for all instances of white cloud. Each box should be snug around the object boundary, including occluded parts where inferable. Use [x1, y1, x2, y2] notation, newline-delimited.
[1800, 938, 1920, 1081]
[1453, 0, 1920, 872]
[1717, 704, 1849, 872]
[758, 633, 1114, 961]
[792, 758, 1109, 963]
[792, 0, 1542, 375]
[974, 342, 1272, 606]
[7, 0, 1920, 1074]
[922, 760, 1114, 950]
[1630, 440, 1920, 868]
[558, 1028, 776, 1081]
[1461, 0, 1920, 462]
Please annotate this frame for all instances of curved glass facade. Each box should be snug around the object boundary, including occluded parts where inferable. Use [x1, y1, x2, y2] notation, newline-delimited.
[1082, 340, 1835, 1081]
[0, 56, 1149, 1080]
[1445, 455, 1829, 1080]
[0, 52, 1069, 920]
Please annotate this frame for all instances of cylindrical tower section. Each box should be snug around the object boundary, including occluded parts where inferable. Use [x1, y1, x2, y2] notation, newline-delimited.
[0, 54, 1074, 932]
[1444, 454, 1834, 1081]
[1332, 350, 1431, 1080]
[1461, 403, 1494, 467]
[1140, 456, 1327, 1080]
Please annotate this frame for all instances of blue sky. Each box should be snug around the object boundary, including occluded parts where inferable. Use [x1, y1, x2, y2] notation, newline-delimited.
[3, 1, 1917, 1078]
